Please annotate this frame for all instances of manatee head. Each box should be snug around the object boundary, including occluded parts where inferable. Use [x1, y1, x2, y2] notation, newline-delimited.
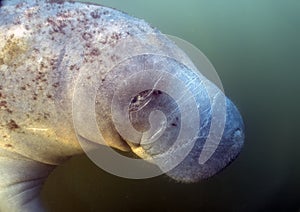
[86, 51, 245, 182]
[120, 59, 245, 183]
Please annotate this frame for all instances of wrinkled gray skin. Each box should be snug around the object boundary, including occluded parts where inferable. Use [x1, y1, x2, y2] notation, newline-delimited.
[0, 0, 244, 211]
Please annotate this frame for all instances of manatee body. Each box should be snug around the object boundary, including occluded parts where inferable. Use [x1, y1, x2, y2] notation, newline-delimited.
[0, 0, 244, 211]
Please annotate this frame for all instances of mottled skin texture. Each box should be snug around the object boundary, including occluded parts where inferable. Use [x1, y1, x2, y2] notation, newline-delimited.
[0, 0, 244, 211]
[0, 0, 152, 165]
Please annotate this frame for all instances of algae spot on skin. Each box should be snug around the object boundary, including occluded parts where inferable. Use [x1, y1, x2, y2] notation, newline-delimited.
[0, 36, 28, 66]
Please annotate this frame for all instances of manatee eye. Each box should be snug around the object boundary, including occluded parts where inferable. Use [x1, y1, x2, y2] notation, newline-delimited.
[131, 96, 138, 103]
[128, 89, 179, 138]
[129, 90, 153, 112]
[231, 128, 243, 142]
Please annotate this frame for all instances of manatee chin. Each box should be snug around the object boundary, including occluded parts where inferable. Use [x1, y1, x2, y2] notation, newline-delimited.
[126, 86, 244, 183]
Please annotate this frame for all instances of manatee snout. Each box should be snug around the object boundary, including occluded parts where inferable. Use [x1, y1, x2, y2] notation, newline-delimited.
[126, 77, 245, 182]
[166, 98, 245, 182]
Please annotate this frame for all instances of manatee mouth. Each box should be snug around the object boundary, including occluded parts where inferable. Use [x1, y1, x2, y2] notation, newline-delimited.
[125, 89, 244, 183]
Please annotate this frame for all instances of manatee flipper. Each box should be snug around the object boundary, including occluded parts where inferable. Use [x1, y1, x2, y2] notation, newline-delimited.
[0, 149, 54, 212]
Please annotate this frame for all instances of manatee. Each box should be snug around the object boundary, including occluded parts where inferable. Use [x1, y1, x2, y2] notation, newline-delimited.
[0, 0, 244, 211]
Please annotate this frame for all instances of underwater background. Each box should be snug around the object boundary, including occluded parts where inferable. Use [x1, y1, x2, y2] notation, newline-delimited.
[42, 0, 300, 211]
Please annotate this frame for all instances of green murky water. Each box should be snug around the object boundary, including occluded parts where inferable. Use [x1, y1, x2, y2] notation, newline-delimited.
[43, 1, 300, 211]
